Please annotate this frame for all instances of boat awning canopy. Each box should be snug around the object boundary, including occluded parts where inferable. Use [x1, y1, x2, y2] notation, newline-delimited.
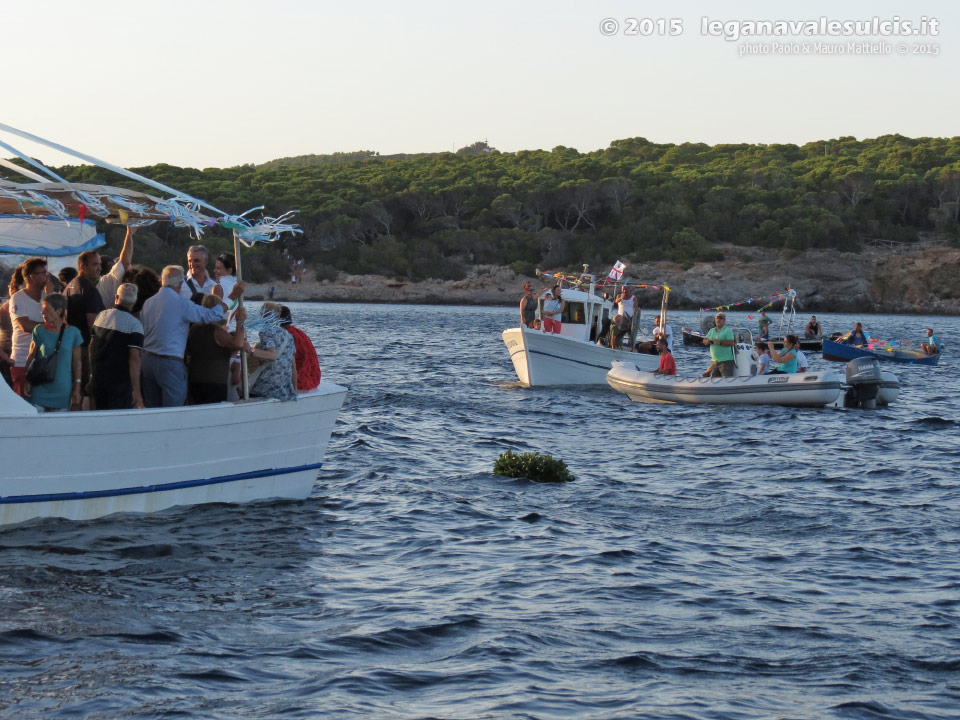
[0, 214, 103, 257]
[0, 122, 301, 254]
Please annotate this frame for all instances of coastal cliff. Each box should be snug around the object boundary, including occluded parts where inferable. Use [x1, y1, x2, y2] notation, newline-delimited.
[245, 245, 960, 315]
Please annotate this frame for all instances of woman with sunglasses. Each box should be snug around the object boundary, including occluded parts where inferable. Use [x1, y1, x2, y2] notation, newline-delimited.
[767, 334, 799, 374]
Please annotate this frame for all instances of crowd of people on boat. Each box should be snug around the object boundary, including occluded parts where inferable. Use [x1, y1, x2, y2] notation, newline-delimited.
[519, 281, 677, 358]
[0, 229, 321, 412]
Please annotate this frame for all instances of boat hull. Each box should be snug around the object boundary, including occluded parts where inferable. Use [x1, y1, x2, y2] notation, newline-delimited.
[822, 339, 939, 366]
[0, 383, 347, 528]
[607, 362, 843, 407]
[503, 327, 658, 386]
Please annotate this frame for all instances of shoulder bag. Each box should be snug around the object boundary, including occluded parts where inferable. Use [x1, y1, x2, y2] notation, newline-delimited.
[25, 325, 67, 386]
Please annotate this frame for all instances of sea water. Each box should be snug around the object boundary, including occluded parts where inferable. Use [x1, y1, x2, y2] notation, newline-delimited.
[1, 305, 958, 719]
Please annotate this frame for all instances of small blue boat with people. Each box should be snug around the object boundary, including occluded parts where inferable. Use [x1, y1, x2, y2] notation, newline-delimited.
[822, 325, 941, 367]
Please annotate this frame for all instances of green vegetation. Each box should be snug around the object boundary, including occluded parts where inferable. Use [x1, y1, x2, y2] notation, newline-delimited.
[493, 451, 574, 483]
[27, 135, 960, 280]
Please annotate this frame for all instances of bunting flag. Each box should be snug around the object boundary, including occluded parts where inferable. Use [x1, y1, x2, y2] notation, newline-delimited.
[227, 297, 241, 325]
[701, 291, 787, 312]
[537, 269, 668, 294]
[608, 260, 626, 281]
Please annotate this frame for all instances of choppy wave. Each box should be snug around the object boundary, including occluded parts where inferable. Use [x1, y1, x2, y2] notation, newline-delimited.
[1, 305, 958, 719]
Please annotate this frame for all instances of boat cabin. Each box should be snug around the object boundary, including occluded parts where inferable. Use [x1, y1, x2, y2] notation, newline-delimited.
[536, 276, 618, 344]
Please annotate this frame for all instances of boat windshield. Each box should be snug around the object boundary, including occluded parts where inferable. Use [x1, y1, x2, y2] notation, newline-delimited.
[562, 302, 586, 324]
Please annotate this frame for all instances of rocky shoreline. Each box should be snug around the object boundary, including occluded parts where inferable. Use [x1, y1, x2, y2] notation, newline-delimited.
[243, 245, 960, 316]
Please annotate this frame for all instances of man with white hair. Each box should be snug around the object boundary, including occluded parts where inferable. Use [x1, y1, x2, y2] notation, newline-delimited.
[179, 244, 217, 299]
[89, 283, 146, 410]
[140, 265, 240, 407]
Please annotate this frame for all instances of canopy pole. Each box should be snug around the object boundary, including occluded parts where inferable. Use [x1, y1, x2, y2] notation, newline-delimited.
[233, 230, 249, 401]
[659, 287, 670, 334]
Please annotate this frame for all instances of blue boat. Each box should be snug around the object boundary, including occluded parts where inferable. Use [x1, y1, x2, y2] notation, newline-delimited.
[822, 338, 940, 366]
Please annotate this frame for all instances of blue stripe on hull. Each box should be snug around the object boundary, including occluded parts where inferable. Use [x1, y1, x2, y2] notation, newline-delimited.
[527, 348, 616, 371]
[0, 463, 324, 505]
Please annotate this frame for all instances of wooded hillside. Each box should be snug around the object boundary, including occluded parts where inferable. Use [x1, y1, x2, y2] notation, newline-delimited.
[45, 135, 960, 282]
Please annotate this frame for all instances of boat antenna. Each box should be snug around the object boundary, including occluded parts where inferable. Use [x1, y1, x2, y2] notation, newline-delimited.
[778, 284, 796, 337]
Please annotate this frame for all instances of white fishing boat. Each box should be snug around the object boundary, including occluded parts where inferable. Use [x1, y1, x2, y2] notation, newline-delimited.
[502, 270, 665, 386]
[0, 123, 346, 528]
[608, 333, 899, 409]
[0, 380, 346, 527]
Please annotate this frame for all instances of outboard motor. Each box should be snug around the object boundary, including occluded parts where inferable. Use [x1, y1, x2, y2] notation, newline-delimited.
[844, 357, 882, 409]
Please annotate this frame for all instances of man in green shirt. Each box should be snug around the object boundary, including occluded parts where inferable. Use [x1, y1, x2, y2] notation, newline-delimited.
[702, 312, 736, 377]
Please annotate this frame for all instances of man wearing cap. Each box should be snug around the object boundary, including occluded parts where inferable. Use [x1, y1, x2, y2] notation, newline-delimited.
[278, 305, 321, 391]
[702, 312, 736, 377]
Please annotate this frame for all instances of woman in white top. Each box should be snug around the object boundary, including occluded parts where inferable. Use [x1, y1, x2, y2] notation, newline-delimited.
[541, 286, 565, 334]
[213, 252, 238, 303]
[213, 252, 241, 394]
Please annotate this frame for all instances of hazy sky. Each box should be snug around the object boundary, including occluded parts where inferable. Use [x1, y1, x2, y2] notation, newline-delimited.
[4, 0, 957, 168]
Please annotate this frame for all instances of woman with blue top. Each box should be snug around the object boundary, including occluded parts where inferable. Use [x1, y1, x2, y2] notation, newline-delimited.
[844, 322, 868, 346]
[767, 335, 799, 374]
[24, 293, 84, 412]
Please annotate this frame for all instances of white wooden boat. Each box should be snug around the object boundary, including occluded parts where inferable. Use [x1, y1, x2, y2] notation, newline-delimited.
[607, 360, 844, 407]
[0, 380, 346, 527]
[502, 273, 663, 386]
[0, 123, 346, 528]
